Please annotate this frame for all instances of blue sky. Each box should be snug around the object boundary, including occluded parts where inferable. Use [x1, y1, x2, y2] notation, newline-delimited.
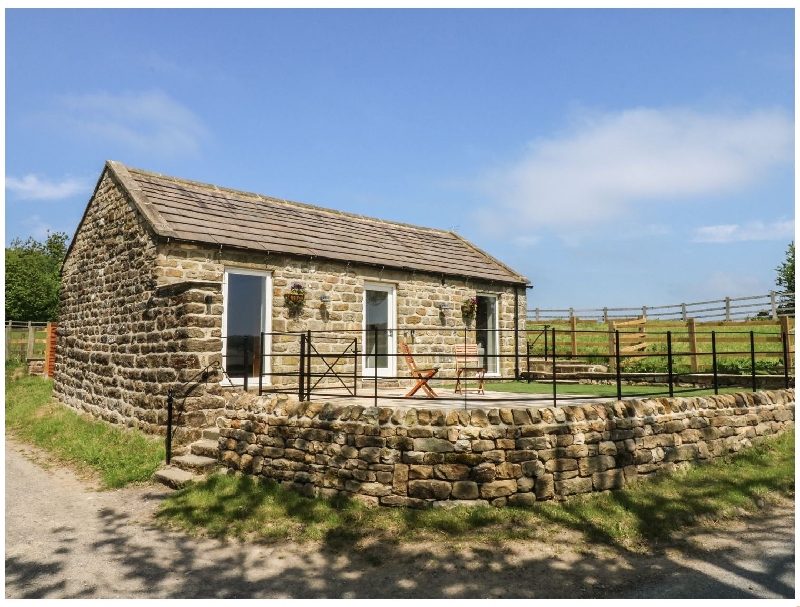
[5, 8, 795, 311]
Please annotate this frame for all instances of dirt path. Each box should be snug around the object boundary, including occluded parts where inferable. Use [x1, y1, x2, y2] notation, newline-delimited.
[5, 437, 795, 599]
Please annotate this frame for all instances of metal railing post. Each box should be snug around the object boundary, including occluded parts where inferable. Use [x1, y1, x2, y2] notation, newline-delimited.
[781, 331, 790, 389]
[353, 338, 359, 397]
[243, 336, 249, 392]
[259, 332, 264, 396]
[750, 330, 756, 393]
[306, 330, 312, 402]
[299, 333, 306, 402]
[463, 326, 468, 409]
[667, 330, 674, 398]
[712, 331, 719, 395]
[615, 329, 622, 401]
[526, 341, 531, 384]
[374, 325, 378, 407]
[551, 327, 557, 407]
[544, 326, 549, 361]
[166, 390, 174, 465]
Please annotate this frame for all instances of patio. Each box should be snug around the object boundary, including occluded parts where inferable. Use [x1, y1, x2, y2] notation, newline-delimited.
[297, 387, 618, 410]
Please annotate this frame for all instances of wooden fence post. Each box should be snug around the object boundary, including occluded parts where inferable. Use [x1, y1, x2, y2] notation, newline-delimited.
[26, 321, 35, 360]
[687, 318, 698, 372]
[44, 322, 57, 378]
[570, 316, 578, 358]
[5, 321, 11, 362]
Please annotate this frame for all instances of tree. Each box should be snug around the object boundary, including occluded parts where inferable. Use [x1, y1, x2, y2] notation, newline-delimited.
[5, 232, 69, 322]
[775, 241, 794, 316]
[775, 241, 794, 293]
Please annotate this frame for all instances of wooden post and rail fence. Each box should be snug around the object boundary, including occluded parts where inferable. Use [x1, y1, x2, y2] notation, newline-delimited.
[5, 320, 58, 378]
[528, 315, 795, 373]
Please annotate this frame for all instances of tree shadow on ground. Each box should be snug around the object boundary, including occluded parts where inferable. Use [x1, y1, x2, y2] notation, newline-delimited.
[8, 488, 793, 599]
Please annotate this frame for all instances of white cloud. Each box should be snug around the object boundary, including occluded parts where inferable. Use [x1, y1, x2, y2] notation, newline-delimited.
[6, 174, 89, 200]
[478, 107, 794, 231]
[57, 90, 208, 157]
[680, 271, 768, 301]
[692, 219, 795, 243]
[21, 215, 54, 240]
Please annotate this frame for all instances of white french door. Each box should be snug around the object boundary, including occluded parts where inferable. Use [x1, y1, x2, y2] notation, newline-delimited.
[221, 268, 272, 386]
[363, 282, 396, 377]
[476, 294, 499, 375]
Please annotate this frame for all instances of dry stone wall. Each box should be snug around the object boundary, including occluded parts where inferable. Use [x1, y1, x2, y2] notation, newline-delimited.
[217, 389, 795, 507]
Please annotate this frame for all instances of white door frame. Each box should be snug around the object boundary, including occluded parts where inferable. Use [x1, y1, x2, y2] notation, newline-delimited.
[221, 267, 273, 386]
[362, 282, 396, 377]
[476, 293, 499, 376]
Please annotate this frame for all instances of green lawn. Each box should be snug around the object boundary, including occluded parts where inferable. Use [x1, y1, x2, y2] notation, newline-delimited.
[526, 318, 793, 376]
[482, 380, 745, 399]
[5, 362, 165, 488]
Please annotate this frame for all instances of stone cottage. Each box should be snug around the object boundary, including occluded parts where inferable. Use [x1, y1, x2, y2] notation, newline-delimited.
[54, 161, 529, 440]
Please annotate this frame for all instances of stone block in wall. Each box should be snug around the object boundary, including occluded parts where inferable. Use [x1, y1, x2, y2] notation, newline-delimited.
[451, 481, 479, 500]
[508, 493, 537, 507]
[554, 476, 592, 497]
[480, 480, 517, 499]
[408, 479, 452, 500]
[592, 469, 624, 491]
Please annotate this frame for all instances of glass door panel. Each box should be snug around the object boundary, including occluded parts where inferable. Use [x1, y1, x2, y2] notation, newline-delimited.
[364, 284, 395, 375]
[224, 271, 267, 380]
[476, 295, 498, 374]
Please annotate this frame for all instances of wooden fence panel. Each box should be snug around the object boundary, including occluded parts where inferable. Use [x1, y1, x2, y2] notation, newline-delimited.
[45, 322, 57, 378]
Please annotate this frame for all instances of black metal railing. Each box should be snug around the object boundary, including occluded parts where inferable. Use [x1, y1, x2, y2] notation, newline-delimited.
[166, 361, 220, 464]
[217, 324, 794, 408]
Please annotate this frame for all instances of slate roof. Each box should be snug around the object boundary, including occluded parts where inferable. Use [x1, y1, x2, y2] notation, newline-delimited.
[102, 160, 528, 285]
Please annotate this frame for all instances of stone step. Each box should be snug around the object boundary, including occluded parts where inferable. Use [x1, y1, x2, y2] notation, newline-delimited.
[154, 466, 204, 489]
[202, 427, 221, 441]
[170, 453, 218, 473]
[191, 438, 220, 458]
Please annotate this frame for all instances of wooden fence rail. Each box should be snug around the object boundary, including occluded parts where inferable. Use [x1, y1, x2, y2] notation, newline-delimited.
[527, 316, 794, 373]
[529, 291, 795, 323]
[5, 320, 58, 377]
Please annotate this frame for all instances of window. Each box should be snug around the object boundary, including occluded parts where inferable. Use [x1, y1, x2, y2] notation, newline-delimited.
[222, 269, 272, 385]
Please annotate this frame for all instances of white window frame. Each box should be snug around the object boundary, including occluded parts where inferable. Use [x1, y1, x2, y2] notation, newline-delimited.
[221, 268, 272, 387]
[477, 293, 500, 377]
[362, 282, 397, 378]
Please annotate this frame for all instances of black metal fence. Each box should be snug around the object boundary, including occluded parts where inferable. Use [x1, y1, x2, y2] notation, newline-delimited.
[219, 325, 794, 407]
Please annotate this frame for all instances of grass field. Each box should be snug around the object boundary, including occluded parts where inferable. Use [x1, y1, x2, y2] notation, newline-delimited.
[5, 361, 164, 488]
[481, 380, 744, 399]
[525, 318, 793, 376]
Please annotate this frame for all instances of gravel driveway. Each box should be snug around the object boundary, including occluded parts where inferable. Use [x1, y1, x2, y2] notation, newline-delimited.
[5, 437, 795, 599]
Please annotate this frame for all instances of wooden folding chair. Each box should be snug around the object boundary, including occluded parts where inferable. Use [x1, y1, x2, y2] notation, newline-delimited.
[399, 342, 438, 398]
[454, 344, 486, 395]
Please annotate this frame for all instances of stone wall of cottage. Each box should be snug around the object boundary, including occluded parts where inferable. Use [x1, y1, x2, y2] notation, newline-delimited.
[158, 243, 528, 392]
[216, 389, 794, 507]
[53, 171, 229, 441]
